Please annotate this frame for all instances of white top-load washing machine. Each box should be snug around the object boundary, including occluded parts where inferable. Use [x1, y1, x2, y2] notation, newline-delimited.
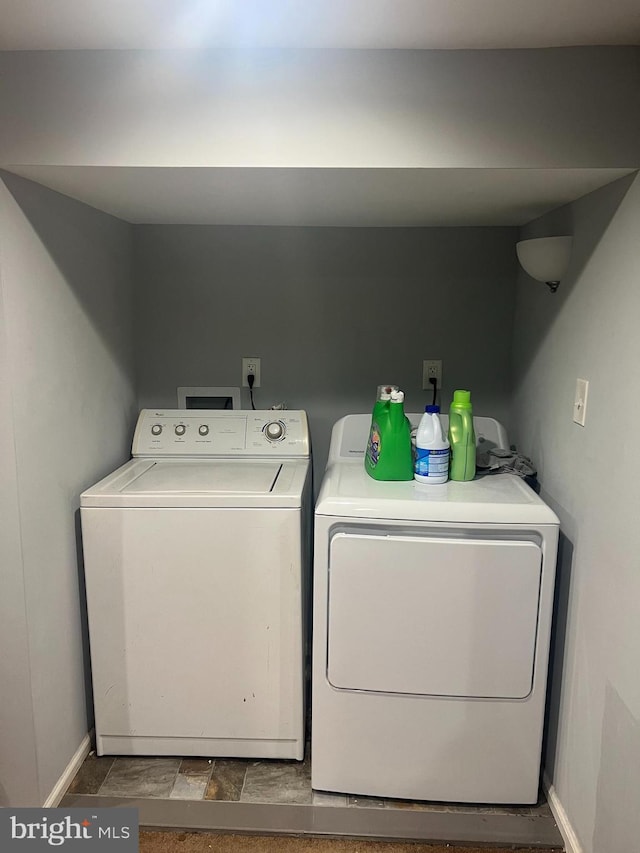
[312, 414, 559, 804]
[81, 409, 311, 760]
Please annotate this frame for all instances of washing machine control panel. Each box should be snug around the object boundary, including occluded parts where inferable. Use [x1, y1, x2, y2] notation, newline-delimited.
[132, 410, 310, 457]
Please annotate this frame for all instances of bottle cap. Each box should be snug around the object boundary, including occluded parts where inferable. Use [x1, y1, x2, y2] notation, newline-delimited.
[426, 405, 440, 413]
[452, 389, 472, 407]
[377, 384, 398, 401]
[390, 389, 405, 403]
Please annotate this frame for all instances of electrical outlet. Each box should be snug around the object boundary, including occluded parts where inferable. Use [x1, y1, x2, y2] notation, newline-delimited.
[242, 357, 261, 388]
[573, 378, 588, 426]
[422, 359, 443, 390]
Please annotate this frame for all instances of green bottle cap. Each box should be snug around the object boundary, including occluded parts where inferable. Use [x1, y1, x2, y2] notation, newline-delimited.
[452, 389, 472, 407]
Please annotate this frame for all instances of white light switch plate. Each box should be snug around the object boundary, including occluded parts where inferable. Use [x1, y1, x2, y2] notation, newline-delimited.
[573, 378, 589, 426]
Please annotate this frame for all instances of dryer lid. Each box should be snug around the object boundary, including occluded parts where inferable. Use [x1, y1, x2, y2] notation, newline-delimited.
[316, 464, 559, 525]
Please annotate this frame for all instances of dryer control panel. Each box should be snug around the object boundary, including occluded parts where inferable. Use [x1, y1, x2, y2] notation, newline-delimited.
[132, 409, 310, 457]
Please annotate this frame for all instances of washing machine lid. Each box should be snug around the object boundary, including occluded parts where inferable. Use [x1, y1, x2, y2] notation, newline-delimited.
[125, 459, 280, 493]
[81, 457, 310, 508]
[315, 464, 559, 525]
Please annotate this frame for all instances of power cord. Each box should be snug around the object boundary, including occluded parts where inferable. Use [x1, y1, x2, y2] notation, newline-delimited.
[429, 377, 438, 407]
[247, 373, 256, 410]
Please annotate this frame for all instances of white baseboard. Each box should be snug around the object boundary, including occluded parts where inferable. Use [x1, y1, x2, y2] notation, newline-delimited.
[543, 772, 584, 853]
[43, 730, 93, 807]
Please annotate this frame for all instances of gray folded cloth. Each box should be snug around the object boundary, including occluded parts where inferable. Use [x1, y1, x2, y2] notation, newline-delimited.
[476, 446, 536, 479]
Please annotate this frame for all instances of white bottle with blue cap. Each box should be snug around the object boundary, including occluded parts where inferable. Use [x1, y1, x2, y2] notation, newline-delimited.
[414, 404, 450, 484]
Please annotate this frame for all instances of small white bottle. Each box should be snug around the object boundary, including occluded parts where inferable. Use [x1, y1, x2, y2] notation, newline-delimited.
[414, 405, 450, 484]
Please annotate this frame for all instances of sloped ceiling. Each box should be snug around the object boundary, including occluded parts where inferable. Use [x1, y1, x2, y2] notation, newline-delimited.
[2, 2, 638, 225]
[1, 0, 639, 50]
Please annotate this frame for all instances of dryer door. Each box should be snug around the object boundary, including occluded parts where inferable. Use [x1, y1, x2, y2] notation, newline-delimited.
[327, 532, 541, 699]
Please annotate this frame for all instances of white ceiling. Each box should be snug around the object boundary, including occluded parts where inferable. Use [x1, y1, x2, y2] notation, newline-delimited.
[6, 166, 634, 227]
[1, 0, 639, 51]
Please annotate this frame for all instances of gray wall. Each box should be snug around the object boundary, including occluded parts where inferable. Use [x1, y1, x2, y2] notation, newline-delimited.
[511, 171, 640, 853]
[0, 198, 39, 806]
[134, 224, 518, 474]
[0, 173, 136, 805]
[1, 48, 639, 169]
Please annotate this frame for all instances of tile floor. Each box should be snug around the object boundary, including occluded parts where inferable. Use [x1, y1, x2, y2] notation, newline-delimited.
[63, 749, 554, 817]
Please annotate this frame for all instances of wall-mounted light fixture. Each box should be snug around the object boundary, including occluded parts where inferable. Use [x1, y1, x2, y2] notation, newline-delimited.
[516, 236, 572, 293]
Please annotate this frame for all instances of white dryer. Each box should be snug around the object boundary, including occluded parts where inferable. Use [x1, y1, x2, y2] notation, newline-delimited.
[311, 414, 559, 804]
[81, 409, 311, 759]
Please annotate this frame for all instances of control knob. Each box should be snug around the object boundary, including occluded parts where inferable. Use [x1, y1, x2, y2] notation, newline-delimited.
[265, 421, 285, 442]
[175, 424, 186, 436]
[199, 425, 209, 436]
[151, 424, 163, 436]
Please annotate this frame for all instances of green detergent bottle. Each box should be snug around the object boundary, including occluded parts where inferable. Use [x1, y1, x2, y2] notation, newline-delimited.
[448, 389, 476, 481]
[365, 387, 413, 481]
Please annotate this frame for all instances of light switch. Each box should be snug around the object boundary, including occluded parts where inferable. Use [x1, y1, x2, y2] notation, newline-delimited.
[573, 378, 589, 426]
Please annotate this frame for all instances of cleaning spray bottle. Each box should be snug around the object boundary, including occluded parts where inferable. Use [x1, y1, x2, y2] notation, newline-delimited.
[448, 389, 476, 481]
[365, 387, 413, 481]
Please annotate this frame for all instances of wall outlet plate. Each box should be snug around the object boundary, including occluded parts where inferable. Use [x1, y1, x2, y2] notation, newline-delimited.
[422, 359, 443, 390]
[573, 378, 588, 426]
[242, 357, 261, 388]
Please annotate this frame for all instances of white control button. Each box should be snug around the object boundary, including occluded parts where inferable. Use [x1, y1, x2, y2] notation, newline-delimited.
[175, 424, 186, 436]
[199, 425, 209, 436]
[151, 424, 163, 436]
[265, 421, 285, 441]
